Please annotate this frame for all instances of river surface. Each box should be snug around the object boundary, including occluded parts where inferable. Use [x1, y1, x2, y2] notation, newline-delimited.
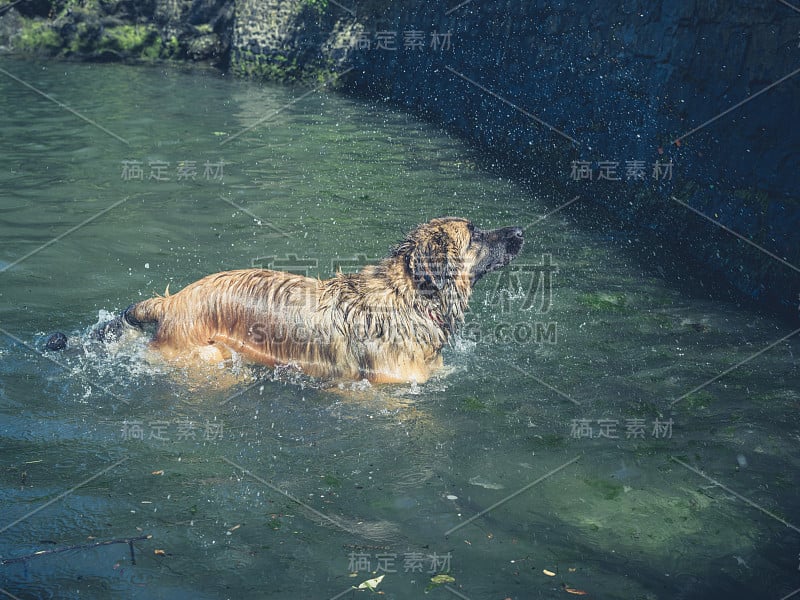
[0, 58, 798, 600]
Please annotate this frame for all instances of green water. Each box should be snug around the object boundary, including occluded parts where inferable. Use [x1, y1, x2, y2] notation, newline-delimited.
[1, 59, 798, 599]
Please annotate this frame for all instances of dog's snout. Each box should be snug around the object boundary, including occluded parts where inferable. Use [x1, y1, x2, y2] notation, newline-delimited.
[497, 225, 523, 239]
[502, 226, 523, 245]
[503, 225, 524, 256]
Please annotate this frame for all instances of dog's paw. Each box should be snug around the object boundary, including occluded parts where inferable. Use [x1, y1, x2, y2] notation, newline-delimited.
[44, 331, 68, 351]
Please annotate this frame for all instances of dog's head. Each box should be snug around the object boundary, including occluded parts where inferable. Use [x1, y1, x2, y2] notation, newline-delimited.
[394, 217, 524, 298]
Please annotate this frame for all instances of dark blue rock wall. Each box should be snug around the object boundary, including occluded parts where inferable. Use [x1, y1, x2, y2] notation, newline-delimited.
[341, 0, 799, 318]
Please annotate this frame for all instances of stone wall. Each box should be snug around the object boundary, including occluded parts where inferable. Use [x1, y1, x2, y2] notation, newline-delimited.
[334, 0, 800, 319]
[4, 0, 798, 318]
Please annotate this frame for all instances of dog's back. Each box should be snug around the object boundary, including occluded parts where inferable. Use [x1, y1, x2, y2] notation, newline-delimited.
[130, 269, 334, 368]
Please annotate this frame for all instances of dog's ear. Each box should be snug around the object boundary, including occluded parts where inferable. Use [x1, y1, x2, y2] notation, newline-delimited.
[404, 240, 448, 291]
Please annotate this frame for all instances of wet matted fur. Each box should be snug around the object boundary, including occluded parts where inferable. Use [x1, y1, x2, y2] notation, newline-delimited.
[94, 217, 523, 383]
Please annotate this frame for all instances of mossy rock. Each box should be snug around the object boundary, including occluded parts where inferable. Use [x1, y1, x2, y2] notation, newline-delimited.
[187, 33, 219, 60]
[67, 21, 95, 54]
[231, 48, 341, 85]
[15, 19, 62, 54]
[300, 0, 329, 16]
[164, 35, 180, 58]
[98, 24, 162, 59]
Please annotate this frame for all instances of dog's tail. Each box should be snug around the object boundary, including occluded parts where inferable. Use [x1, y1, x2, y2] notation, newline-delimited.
[92, 297, 167, 341]
[125, 297, 167, 326]
[44, 297, 167, 351]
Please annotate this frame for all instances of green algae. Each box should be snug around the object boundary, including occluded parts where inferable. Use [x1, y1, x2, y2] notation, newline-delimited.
[578, 291, 629, 311]
[99, 25, 162, 59]
[16, 20, 62, 54]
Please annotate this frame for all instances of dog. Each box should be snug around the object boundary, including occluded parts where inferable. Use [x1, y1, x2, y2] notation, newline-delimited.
[50, 217, 523, 384]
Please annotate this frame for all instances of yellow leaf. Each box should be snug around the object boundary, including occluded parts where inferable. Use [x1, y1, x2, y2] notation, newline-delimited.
[355, 574, 385, 590]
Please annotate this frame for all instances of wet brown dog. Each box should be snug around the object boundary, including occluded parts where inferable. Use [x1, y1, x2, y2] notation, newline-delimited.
[89, 217, 523, 383]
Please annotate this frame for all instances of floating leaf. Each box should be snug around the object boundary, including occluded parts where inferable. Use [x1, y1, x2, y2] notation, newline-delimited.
[354, 574, 385, 591]
[564, 587, 588, 595]
[424, 574, 455, 592]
